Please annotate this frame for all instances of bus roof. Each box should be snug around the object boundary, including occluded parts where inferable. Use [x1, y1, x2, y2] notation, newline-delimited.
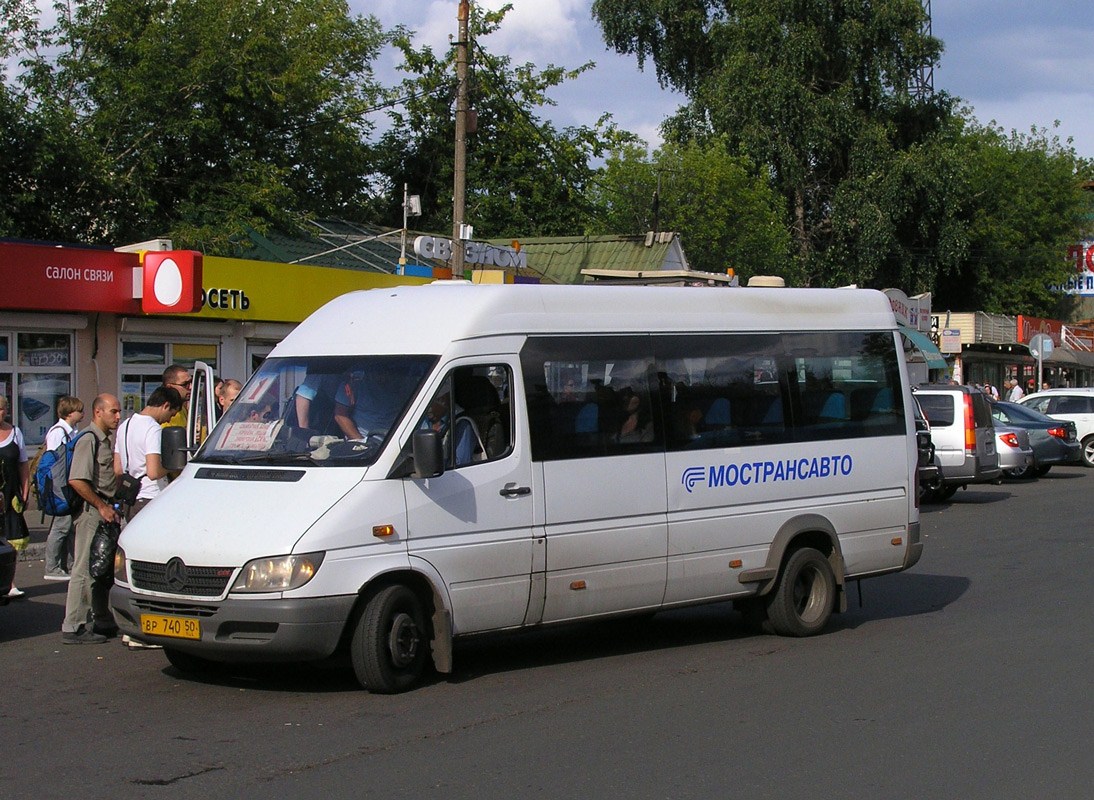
[273, 282, 898, 357]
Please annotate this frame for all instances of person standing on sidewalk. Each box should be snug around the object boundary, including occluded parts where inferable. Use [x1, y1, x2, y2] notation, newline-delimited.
[42, 395, 85, 581]
[0, 394, 31, 599]
[61, 394, 121, 644]
[114, 386, 181, 521]
[162, 364, 192, 430]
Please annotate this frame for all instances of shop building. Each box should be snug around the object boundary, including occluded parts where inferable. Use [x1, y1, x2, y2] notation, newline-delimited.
[0, 238, 433, 443]
[935, 311, 1094, 390]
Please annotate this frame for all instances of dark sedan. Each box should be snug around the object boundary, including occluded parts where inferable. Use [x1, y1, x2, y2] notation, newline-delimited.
[990, 400, 1082, 478]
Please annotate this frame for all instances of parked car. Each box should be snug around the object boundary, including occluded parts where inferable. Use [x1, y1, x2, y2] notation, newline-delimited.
[913, 385, 1001, 501]
[994, 424, 1035, 478]
[912, 397, 941, 501]
[0, 536, 15, 605]
[990, 400, 1081, 477]
[1018, 388, 1094, 467]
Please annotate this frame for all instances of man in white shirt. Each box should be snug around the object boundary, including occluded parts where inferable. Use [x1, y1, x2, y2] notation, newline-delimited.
[43, 396, 84, 580]
[1006, 379, 1025, 402]
[113, 386, 183, 520]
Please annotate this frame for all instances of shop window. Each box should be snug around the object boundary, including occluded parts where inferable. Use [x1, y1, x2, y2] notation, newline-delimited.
[17, 333, 70, 368]
[122, 342, 166, 365]
[119, 340, 218, 416]
[0, 331, 74, 444]
[18, 373, 71, 438]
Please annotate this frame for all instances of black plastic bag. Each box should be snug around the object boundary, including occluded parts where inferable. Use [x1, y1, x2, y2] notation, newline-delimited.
[89, 519, 121, 580]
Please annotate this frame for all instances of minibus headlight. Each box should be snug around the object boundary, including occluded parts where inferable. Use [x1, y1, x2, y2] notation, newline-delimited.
[231, 552, 325, 593]
[114, 545, 128, 584]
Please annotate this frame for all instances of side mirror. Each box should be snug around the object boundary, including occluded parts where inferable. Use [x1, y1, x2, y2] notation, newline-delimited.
[161, 425, 188, 471]
[412, 429, 444, 479]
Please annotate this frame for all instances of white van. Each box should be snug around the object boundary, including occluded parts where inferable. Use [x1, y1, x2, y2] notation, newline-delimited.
[110, 284, 923, 692]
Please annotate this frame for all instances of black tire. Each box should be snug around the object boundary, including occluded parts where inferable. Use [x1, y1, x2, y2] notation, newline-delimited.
[762, 547, 836, 637]
[1004, 465, 1035, 480]
[935, 485, 959, 501]
[1082, 436, 1094, 467]
[1031, 465, 1052, 477]
[163, 647, 224, 676]
[351, 584, 429, 694]
[919, 474, 943, 503]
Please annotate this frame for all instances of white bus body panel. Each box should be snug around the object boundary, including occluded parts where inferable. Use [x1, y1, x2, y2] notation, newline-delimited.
[112, 284, 918, 672]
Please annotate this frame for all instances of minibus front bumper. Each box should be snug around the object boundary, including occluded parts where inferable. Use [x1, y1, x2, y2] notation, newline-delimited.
[110, 585, 357, 662]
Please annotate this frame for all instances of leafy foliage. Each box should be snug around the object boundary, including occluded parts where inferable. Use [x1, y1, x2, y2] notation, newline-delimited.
[367, 5, 635, 238]
[3, 0, 391, 250]
[589, 137, 792, 279]
[592, 0, 1091, 315]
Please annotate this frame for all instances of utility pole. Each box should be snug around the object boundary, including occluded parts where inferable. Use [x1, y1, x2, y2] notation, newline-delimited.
[451, 0, 470, 276]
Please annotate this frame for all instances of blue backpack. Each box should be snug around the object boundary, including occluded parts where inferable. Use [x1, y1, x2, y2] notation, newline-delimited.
[34, 428, 97, 516]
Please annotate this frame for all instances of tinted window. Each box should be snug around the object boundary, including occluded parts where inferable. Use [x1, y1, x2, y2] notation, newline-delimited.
[522, 331, 905, 462]
[521, 336, 660, 461]
[414, 364, 513, 469]
[1052, 395, 1094, 414]
[915, 394, 955, 427]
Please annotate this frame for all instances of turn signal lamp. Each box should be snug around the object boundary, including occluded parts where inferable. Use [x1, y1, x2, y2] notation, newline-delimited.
[373, 524, 396, 538]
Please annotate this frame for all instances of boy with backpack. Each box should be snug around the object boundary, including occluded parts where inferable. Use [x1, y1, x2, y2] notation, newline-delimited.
[38, 396, 85, 580]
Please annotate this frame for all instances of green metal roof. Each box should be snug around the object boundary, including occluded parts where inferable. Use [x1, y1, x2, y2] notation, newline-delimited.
[231, 221, 686, 284]
[234, 219, 412, 273]
[491, 232, 685, 285]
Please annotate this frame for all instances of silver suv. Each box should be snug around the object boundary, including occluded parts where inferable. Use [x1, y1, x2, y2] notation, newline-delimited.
[913, 385, 1001, 501]
[1019, 388, 1094, 467]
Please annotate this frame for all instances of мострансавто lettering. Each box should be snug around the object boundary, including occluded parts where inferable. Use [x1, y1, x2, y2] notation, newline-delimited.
[681, 455, 853, 493]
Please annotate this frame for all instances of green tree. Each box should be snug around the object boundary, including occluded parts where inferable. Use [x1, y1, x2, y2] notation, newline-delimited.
[4, 0, 391, 250]
[934, 121, 1089, 316]
[592, 0, 947, 282]
[369, 4, 634, 238]
[589, 137, 792, 279]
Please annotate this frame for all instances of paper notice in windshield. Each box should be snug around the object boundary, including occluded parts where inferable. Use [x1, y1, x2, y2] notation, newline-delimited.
[216, 420, 282, 451]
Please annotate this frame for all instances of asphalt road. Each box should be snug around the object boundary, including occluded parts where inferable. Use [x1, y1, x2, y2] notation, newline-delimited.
[1, 470, 1091, 800]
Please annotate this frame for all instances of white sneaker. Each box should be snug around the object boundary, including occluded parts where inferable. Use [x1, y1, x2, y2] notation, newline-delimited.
[6, 586, 25, 598]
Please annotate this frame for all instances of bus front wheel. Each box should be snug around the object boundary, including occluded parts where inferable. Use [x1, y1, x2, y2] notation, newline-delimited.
[351, 584, 429, 694]
[763, 547, 836, 637]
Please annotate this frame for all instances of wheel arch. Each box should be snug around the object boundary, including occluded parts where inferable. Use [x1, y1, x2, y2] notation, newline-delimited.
[738, 514, 847, 612]
[340, 565, 454, 675]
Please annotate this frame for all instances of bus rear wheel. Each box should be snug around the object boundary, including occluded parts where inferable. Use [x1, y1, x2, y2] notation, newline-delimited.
[763, 547, 836, 637]
[351, 584, 429, 694]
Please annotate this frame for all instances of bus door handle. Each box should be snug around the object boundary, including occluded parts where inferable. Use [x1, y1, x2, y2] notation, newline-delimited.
[499, 483, 531, 498]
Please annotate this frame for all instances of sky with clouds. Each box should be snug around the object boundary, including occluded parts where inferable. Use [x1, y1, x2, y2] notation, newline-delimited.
[358, 0, 1094, 158]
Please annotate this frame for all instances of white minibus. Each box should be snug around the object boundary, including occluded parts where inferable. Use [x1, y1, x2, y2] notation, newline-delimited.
[110, 283, 923, 692]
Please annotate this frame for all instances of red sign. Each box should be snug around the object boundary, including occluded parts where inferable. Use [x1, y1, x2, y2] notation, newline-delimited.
[0, 241, 140, 314]
[142, 251, 203, 313]
[1016, 315, 1063, 346]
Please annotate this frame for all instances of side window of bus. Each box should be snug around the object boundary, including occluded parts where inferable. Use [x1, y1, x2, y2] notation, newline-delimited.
[657, 334, 790, 451]
[786, 332, 904, 441]
[418, 365, 513, 468]
[521, 337, 659, 461]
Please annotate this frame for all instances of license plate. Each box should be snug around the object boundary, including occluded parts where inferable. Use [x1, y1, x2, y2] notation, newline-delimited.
[140, 613, 201, 640]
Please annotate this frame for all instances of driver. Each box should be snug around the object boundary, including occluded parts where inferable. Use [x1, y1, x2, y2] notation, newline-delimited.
[333, 362, 405, 441]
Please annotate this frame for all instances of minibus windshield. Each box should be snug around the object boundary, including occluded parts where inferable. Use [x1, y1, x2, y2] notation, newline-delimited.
[195, 355, 436, 467]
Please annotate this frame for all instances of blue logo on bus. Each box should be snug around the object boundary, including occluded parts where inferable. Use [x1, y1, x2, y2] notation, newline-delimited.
[681, 455, 853, 493]
[681, 466, 707, 493]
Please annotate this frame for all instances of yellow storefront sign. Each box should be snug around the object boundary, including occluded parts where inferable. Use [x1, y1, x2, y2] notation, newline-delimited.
[175, 256, 433, 323]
